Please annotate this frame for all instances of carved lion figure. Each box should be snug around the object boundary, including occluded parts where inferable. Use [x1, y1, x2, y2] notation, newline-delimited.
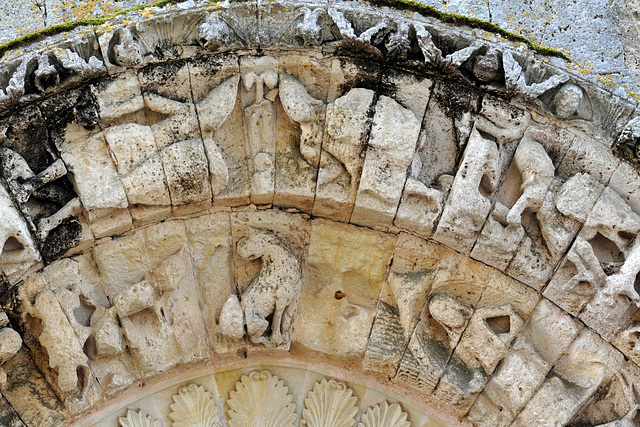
[220, 228, 302, 346]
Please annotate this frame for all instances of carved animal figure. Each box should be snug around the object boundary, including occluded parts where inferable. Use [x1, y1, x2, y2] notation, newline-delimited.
[319, 88, 374, 191]
[223, 228, 301, 346]
[507, 136, 555, 225]
[279, 72, 324, 167]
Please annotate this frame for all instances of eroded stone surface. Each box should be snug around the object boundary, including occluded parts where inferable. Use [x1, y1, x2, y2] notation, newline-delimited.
[0, 2, 639, 425]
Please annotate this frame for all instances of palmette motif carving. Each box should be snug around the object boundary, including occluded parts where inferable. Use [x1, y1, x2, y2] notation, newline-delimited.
[227, 370, 296, 427]
[503, 51, 568, 98]
[169, 383, 222, 427]
[358, 402, 411, 427]
[118, 409, 161, 427]
[300, 378, 358, 427]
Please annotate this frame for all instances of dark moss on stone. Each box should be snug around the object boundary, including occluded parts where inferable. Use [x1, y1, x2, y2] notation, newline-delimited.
[41, 217, 82, 263]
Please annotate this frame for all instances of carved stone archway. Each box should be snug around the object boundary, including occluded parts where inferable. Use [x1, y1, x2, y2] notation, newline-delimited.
[0, 1, 639, 426]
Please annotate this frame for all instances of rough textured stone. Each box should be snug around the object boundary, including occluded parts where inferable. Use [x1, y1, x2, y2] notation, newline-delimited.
[294, 219, 395, 359]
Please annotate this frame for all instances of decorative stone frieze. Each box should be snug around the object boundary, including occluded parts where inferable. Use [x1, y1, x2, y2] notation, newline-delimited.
[0, 0, 639, 426]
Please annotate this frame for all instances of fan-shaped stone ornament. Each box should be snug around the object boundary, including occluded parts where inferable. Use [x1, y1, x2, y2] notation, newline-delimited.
[300, 378, 358, 427]
[118, 409, 162, 427]
[169, 383, 222, 427]
[358, 402, 411, 427]
[227, 370, 296, 427]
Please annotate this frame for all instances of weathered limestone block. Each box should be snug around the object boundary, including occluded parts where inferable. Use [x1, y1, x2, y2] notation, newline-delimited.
[43, 255, 138, 396]
[432, 271, 539, 417]
[0, 392, 24, 427]
[0, 348, 70, 426]
[364, 234, 438, 376]
[240, 56, 278, 205]
[93, 222, 210, 378]
[570, 361, 640, 426]
[139, 61, 194, 108]
[438, 98, 529, 253]
[506, 176, 582, 289]
[294, 219, 395, 359]
[0, 104, 85, 260]
[394, 248, 494, 395]
[22, 288, 104, 413]
[557, 134, 620, 186]
[609, 162, 640, 217]
[433, 127, 503, 253]
[185, 212, 237, 354]
[326, 57, 381, 104]
[544, 173, 608, 311]
[56, 128, 128, 228]
[189, 55, 240, 104]
[139, 61, 210, 213]
[161, 139, 212, 206]
[474, 96, 531, 144]
[56, 129, 131, 237]
[191, 61, 249, 206]
[313, 88, 375, 221]
[394, 83, 476, 238]
[468, 299, 582, 426]
[380, 71, 432, 121]
[0, 183, 41, 284]
[104, 122, 171, 211]
[351, 95, 420, 228]
[121, 155, 171, 206]
[275, 71, 325, 212]
[93, 234, 150, 299]
[143, 221, 210, 361]
[87, 207, 133, 240]
[513, 329, 624, 427]
[581, 235, 640, 340]
[612, 293, 640, 366]
[472, 131, 555, 271]
[93, 72, 146, 126]
[195, 74, 237, 198]
[104, 123, 157, 176]
[226, 211, 310, 351]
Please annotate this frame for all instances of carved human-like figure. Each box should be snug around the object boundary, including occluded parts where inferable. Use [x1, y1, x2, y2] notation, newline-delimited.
[507, 136, 555, 225]
[220, 228, 302, 346]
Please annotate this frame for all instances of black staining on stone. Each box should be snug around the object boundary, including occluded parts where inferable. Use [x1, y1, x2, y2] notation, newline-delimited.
[0, 106, 51, 174]
[0, 393, 25, 427]
[0, 105, 80, 259]
[614, 134, 640, 166]
[40, 84, 100, 135]
[1, 348, 70, 425]
[0, 285, 22, 331]
[140, 59, 193, 103]
[40, 216, 81, 263]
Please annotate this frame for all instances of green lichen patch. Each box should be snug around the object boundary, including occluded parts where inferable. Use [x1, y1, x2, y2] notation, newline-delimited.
[0, 0, 570, 62]
[0, 0, 201, 57]
[372, 0, 571, 61]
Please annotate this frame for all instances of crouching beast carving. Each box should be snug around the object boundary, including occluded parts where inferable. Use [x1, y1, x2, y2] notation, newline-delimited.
[219, 228, 302, 347]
